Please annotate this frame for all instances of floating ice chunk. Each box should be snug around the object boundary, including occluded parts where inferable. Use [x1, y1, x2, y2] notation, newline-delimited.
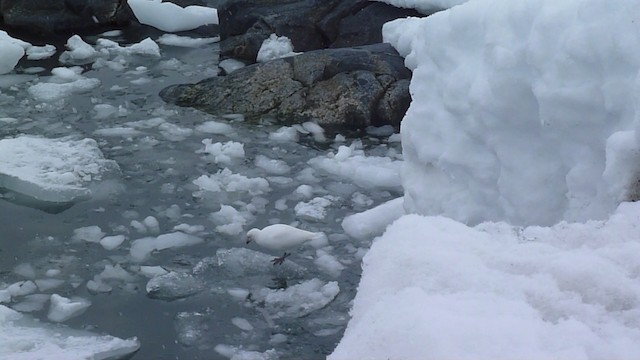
[48, 294, 91, 322]
[252, 279, 339, 319]
[159, 122, 193, 141]
[86, 279, 112, 294]
[0, 304, 140, 359]
[199, 139, 245, 165]
[210, 205, 247, 235]
[143, 216, 161, 234]
[231, 317, 254, 331]
[0, 137, 115, 204]
[96, 38, 161, 57]
[294, 196, 335, 222]
[11, 294, 50, 313]
[72, 225, 105, 243]
[157, 34, 220, 47]
[175, 311, 207, 346]
[0, 41, 25, 75]
[28, 74, 101, 102]
[308, 145, 402, 189]
[146, 271, 204, 300]
[173, 223, 205, 235]
[214, 344, 278, 360]
[215, 248, 307, 278]
[100, 235, 126, 250]
[255, 155, 291, 175]
[195, 120, 234, 135]
[294, 184, 314, 199]
[351, 192, 373, 208]
[0, 30, 30, 49]
[26, 44, 56, 60]
[257, 34, 300, 63]
[139, 266, 169, 278]
[130, 232, 204, 261]
[60, 35, 98, 63]
[2, 281, 37, 302]
[342, 197, 405, 240]
[314, 249, 345, 278]
[99, 264, 136, 282]
[128, 0, 219, 32]
[193, 169, 270, 197]
[94, 127, 143, 137]
[301, 122, 326, 142]
[35, 279, 64, 292]
[269, 126, 299, 142]
[219, 58, 246, 74]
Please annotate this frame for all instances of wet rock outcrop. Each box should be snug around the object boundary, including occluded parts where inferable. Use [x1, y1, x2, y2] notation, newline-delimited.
[160, 43, 411, 129]
[217, 0, 425, 63]
[0, 0, 133, 34]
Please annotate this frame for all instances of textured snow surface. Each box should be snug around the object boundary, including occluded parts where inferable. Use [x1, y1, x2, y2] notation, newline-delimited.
[0, 305, 139, 360]
[0, 136, 119, 203]
[386, 0, 640, 226]
[331, 202, 640, 360]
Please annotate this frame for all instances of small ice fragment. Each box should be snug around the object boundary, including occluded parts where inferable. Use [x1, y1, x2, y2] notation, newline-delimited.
[218, 58, 246, 74]
[139, 266, 169, 278]
[195, 120, 234, 135]
[146, 271, 204, 300]
[35, 279, 64, 292]
[100, 235, 126, 250]
[47, 294, 91, 322]
[302, 122, 326, 142]
[255, 155, 291, 175]
[231, 317, 254, 331]
[72, 225, 105, 243]
[294, 197, 334, 222]
[314, 249, 345, 278]
[257, 33, 299, 62]
[127, 0, 219, 32]
[143, 216, 160, 233]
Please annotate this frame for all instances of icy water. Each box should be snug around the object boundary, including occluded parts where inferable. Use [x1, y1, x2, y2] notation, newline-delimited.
[0, 29, 402, 359]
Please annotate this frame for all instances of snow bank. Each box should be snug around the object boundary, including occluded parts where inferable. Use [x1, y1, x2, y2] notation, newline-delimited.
[0, 136, 119, 203]
[0, 305, 139, 360]
[127, 0, 218, 32]
[386, 0, 640, 225]
[374, 0, 467, 13]
[331, 202, 640, 359]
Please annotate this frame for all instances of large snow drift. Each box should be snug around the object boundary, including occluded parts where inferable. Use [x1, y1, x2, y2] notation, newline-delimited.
[386, 0, 640, 226]
[331, 202, 640, 359]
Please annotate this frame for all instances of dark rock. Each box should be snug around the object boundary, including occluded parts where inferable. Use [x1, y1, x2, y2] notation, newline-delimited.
[160, 43, 411, 130]
[0, 0, 133, 35]
[217, 0, 426, 62]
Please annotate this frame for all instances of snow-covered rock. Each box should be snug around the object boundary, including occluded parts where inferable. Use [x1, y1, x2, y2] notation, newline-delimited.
[375, 0, 467, 13]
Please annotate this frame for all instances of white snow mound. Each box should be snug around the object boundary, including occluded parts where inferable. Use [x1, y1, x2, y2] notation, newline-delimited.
[331, 201, 640, 360]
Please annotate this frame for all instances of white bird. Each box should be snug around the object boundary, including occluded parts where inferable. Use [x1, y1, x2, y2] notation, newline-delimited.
[245, 224, 326, 265]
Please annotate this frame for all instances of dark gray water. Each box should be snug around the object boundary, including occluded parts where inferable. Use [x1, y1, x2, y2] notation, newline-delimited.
[0, 29, 402, 359]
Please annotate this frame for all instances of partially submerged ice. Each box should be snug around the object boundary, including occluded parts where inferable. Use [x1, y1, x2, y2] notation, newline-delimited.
[0, 304, 139, 360]
[0, 136, 119, 205]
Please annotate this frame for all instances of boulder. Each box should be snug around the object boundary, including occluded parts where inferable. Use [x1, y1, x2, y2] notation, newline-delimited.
[0, 0, 133, 35]
[217, 0, 425, 62]
[160, 43, 411, 129]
